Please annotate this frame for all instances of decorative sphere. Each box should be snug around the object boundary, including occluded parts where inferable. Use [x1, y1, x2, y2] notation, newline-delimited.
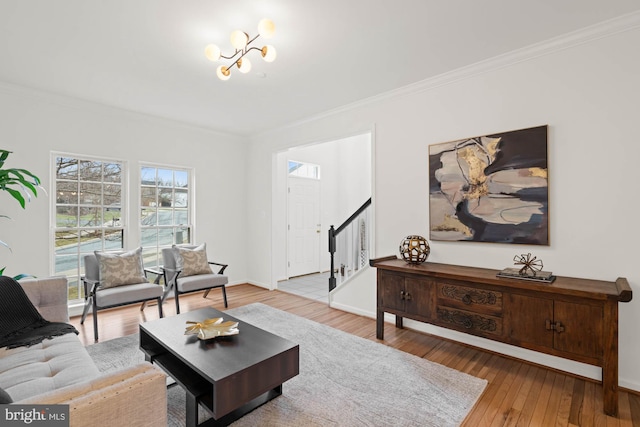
[399, 235, 430, 264]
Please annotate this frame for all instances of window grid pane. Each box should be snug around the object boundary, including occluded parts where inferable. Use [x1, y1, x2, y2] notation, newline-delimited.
[140, 166, 192, 268]
[53, 156, 125, 304]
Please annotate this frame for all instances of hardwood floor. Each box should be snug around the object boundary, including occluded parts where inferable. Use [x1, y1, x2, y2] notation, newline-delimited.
[70, 284, 640, 427]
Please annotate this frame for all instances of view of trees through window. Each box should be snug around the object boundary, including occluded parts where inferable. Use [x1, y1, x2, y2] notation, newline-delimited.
[54, 156, 124, 302]
[140, 166, 191, 269]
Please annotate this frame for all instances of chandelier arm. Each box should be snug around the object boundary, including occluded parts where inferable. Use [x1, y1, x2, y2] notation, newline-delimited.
[244, 46, 263, 55]
[227, 53, 246, 71]
[220, 50, 243, 60]
[247, 34, 261, 47]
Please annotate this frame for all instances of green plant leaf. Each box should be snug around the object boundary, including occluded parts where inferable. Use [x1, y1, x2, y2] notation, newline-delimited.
[4, 187, 26, 208]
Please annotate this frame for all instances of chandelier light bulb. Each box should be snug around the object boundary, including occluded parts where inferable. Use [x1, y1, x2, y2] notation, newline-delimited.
[258, 18, 275, 39]
[216, 65, 231, 81]
[261, 45, 277, 62]
[237, 57, 252, 73]
[230, 30, 249, 50]
[204, 44, 221, 62]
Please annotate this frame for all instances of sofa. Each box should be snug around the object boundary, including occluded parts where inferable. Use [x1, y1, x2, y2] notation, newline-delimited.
[0, 276, 167, 427]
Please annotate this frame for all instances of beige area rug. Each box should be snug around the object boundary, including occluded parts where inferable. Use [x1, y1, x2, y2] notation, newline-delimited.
[87, 303, 486, 426]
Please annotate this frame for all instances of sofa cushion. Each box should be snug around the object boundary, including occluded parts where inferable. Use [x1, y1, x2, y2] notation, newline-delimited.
[0, 333, 100, 402]
[95, 247, 147, 289]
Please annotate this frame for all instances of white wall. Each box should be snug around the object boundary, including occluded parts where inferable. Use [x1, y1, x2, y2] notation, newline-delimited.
[0, 85, 249, 286]
[247, 25, 640, 390]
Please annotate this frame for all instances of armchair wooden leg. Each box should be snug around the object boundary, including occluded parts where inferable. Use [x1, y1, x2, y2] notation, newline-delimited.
[157, 297, 164, 318]
[80, 296, 92, 324]
[162, 282, 173, 303]
[203, 289, 211, 298]
[222, 286, 228, 308]
[175, 291, 181, 315]
[92, 302, 99, 342]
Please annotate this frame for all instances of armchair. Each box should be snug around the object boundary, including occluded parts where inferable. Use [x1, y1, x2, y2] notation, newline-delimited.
[161, 244, 228, 314]
[81, 248, 164, 342]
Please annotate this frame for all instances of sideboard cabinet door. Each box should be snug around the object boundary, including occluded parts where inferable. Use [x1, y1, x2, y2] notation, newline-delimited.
[379, 272, 406, 313]
[507, 294, 554, 351]
[553, 301, 603, 360]
[507, 294, 603, 362]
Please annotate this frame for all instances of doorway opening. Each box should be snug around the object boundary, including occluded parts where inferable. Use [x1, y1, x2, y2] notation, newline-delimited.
[272, 132, 372, 299]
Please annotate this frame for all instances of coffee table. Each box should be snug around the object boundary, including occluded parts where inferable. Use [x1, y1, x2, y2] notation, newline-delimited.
[139, 307, 299, 427]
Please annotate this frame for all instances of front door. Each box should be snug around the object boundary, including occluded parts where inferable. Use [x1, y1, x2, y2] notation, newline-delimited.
[287, 176, 321, 277]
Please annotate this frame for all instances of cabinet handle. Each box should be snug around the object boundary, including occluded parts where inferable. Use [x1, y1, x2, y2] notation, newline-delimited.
[405, 292, 412, 301]
[400, 290, 405, 300]
[545, 319, 566, 333]
[462, 294, 472, 305]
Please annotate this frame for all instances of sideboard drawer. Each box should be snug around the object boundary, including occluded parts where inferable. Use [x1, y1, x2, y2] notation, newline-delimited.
[436, 306, 503, 336]
[437, 282, 503, 315]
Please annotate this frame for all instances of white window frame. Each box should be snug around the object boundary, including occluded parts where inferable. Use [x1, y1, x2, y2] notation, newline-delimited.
[139, 163, 194, 269]
[50, 152, 128, 305]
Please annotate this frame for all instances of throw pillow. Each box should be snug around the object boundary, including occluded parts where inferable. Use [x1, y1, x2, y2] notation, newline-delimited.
[0, 386, 12, 404]
[172, 244, 212, 277]
[95, 247, 147, 289]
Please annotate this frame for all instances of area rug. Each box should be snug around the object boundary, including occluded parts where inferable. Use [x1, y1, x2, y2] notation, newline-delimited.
[86, 303, 486, 426]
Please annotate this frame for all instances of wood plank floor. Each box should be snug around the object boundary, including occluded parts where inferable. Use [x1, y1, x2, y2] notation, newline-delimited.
[69, 284, 640, 427]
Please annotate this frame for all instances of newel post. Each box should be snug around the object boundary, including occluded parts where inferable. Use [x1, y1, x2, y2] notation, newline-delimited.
[328, 225, 336, 291]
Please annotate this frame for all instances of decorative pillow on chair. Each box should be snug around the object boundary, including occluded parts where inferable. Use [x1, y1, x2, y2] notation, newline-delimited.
[95, 247, 147, 289]
[172, 244, 213, 277]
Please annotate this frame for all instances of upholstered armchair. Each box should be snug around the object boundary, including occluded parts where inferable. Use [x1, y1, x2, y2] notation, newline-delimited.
[161, 243, 228, 314]
[81, 248, 164, 342]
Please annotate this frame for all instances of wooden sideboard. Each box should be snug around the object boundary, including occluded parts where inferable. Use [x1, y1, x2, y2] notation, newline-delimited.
[371, 256, 632, 417]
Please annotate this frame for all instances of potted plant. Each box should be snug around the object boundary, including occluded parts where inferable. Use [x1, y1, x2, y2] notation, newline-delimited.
[0, 149, 41, 277]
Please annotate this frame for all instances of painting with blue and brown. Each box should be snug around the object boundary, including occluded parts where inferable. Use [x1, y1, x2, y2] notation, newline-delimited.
[429, 125, 548, 245]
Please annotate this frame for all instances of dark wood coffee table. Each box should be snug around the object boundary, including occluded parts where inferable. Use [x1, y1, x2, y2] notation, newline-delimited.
[139, 307, 299, 427]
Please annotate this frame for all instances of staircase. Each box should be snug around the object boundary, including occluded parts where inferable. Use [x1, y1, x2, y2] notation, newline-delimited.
[327, 198, 372, 291]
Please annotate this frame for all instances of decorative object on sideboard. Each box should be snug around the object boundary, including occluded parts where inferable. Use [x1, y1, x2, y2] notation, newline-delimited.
[204, 18, 277, 81]
[185, 317, 239, 340]
[429, 125, 549, 245]
[399, 235, 430, 264]
[497, 253, 556, 283]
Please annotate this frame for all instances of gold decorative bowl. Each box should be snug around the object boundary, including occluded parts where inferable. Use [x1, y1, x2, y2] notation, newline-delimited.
[185, 317, 239, 340]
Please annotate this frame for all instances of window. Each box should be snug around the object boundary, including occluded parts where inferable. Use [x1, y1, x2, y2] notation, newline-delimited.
[288, 160, 320, 179]
[140, 166, 191, 268]
[53, 156, 124, 302]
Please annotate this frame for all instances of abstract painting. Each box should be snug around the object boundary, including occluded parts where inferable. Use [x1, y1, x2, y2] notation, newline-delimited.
[429, 125, 548, 245]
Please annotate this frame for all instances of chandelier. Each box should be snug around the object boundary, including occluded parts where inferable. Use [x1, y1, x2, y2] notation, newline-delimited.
[205, 18, 277, 81]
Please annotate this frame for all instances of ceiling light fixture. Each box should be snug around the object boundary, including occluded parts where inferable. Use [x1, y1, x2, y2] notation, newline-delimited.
[205, 18, 277, 81]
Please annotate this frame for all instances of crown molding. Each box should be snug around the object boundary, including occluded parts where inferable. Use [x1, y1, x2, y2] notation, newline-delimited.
[262, 10, 640, 137]
[0, 81, 245, 141]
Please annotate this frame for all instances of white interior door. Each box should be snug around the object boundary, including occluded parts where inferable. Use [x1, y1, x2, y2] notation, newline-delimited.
[287, 177, 321, 277]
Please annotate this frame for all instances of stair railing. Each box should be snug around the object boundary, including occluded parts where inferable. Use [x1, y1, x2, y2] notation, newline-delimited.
[328, 198, 372, 291]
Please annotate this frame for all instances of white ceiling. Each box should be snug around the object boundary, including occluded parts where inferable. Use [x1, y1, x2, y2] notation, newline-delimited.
[1, 1, 639, 136]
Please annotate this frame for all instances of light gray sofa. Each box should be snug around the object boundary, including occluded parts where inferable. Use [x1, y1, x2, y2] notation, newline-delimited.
[0, 276, 167, 427]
